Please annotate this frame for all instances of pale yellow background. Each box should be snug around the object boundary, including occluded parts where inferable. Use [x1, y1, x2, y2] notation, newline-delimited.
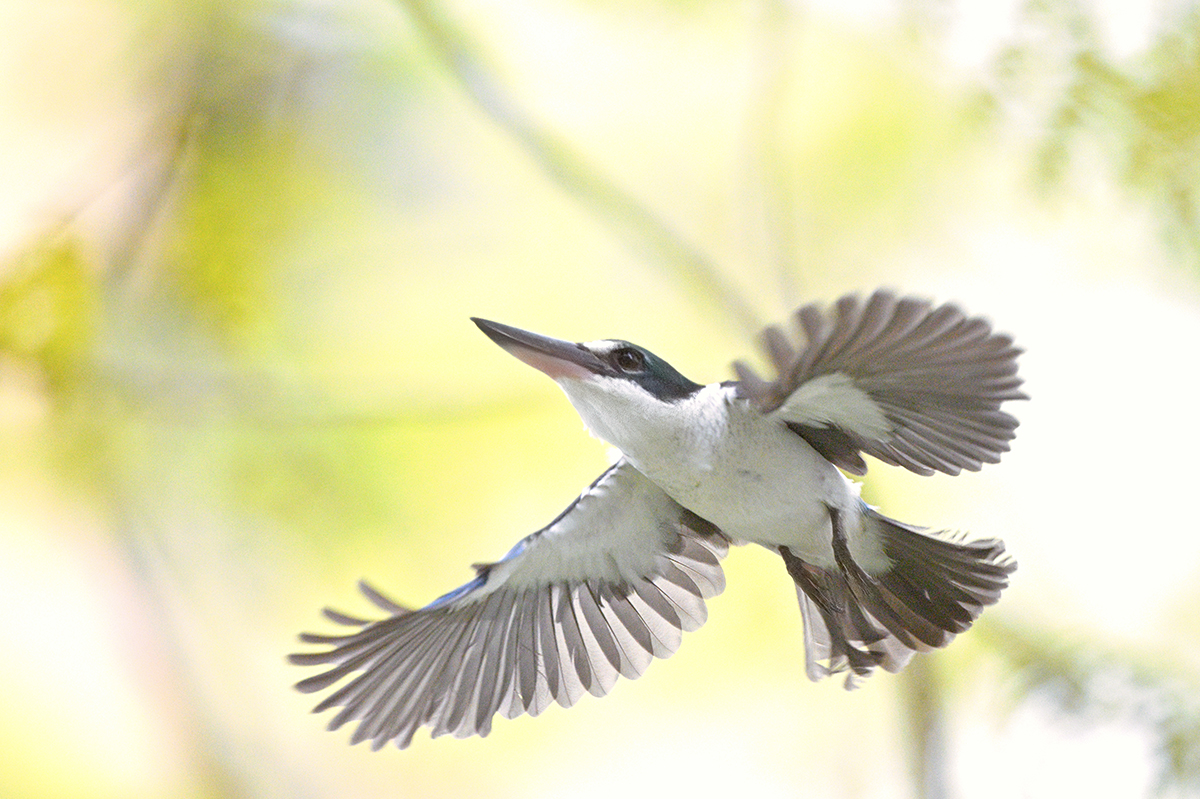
[2, 1, 1198, 798]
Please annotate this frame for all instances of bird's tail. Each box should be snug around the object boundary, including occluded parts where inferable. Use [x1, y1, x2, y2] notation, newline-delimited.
[781, 507, 1015, 687]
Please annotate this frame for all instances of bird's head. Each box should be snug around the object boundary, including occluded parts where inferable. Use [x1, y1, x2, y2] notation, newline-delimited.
[472, 317, 704, 452]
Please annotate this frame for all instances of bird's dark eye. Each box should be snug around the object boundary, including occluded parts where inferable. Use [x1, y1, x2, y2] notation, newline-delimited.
[613, 347, 646, 373]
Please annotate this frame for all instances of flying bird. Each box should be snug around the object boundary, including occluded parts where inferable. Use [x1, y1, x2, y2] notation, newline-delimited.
[291, 289, 1022, 749]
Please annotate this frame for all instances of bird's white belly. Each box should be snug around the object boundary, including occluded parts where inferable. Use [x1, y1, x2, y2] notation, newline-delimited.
[628, 406, 870, 569]
[562, 379, 885, 569]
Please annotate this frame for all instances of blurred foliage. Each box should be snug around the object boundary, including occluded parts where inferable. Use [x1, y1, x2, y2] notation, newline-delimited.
[0, 238, 97, 396]
[397, 0, 765, 330]
[983, 619, 1200, 796]
[997, 0, 1200, 266]
[2, 0, 1200, 798]
[0, 239, 119, 493]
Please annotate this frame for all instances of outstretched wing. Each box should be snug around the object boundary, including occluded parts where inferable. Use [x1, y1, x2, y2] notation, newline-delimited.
[290, 460, 729, 750]
[733, 289, 1025, 476]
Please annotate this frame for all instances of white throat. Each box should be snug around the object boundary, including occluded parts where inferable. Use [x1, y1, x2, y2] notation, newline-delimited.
[555, 378, 729, 472]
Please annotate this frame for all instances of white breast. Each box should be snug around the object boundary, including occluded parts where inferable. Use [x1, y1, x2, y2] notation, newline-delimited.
[558, 379, 884, 570]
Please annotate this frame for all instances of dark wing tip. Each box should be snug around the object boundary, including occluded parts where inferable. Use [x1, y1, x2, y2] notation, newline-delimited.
[358, 579, 412, 614]
[320, 608, 370, 627]
[732, 359, 776, 406]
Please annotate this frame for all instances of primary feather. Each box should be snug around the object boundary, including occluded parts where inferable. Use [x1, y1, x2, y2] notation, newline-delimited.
[291, 461, 728, 749]
[733, 289, 1025, 475]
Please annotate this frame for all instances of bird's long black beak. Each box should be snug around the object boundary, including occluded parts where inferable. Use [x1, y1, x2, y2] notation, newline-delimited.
[472, 318, 606, 380]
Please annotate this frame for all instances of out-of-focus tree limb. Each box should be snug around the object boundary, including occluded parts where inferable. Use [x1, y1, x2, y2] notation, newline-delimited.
[397, 0, 764, 334]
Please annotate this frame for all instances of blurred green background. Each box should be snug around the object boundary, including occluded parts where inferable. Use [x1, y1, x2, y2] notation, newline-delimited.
[2, 0, 1199, 797]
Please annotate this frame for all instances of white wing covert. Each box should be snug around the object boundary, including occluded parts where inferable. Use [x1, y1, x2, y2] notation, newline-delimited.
[291, 459, 728, 749]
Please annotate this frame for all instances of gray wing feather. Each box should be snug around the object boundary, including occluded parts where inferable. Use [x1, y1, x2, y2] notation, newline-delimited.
[630, 582, 685, 655]
[785, 508, 1015, 688]
[734, 289, 1025, 476]
[554, 585, 595, 696]
[600, 586, 655, 660]
[506, 588, 540, 718]
[532, 587, 562, 714]
[291, 460, 728, 749]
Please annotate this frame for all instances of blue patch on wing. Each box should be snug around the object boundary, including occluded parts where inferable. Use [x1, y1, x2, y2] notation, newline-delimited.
[424, 574, 487, 609]
[501, 539, 528, 561]
[422, 539, 529, 610]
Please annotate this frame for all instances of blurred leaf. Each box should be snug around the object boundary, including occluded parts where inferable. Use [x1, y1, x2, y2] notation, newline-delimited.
[161, 132, 294, 350]
[982, 619, 1200, 795]
[0, 238, 98, 395]
[1002, 0, 1200, 266]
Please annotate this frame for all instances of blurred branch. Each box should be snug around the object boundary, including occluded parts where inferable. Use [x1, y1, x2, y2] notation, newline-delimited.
[747, 0, 808, 305]
[979, 618, 1200, 796]
[396, 0, 764, 334]
[0, 109, 200, 302]
[902, 656, 949, 799]
[102, 115, 204, 287]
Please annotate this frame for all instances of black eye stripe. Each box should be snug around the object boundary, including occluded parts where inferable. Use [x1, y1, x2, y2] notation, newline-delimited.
[588, 340, 701, 400]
